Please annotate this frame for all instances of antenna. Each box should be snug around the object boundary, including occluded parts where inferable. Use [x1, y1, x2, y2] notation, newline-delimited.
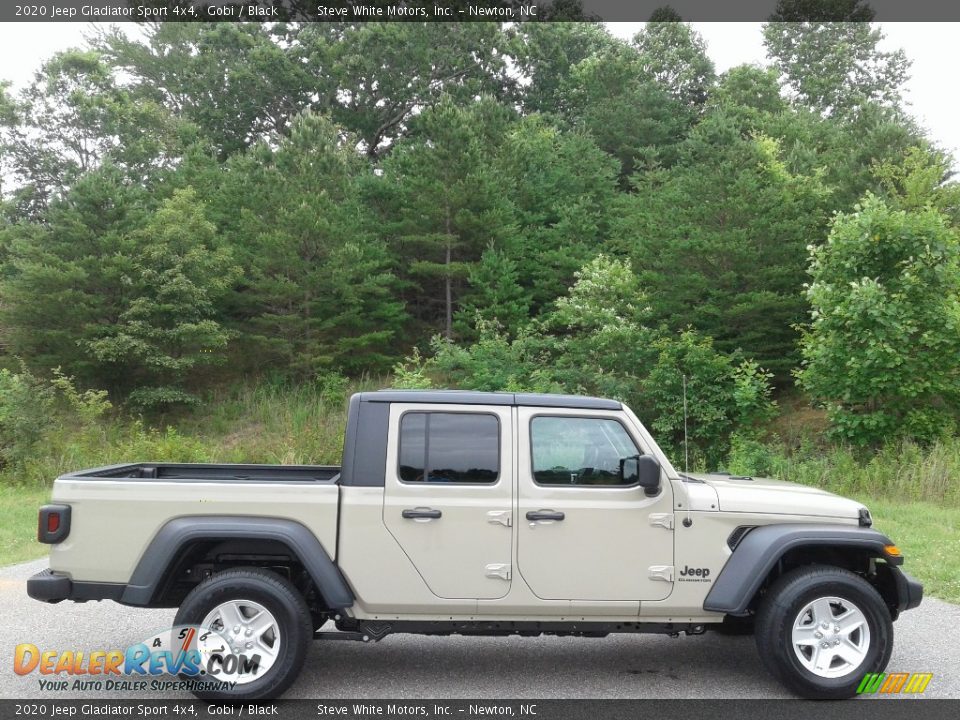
[682, 374, 689, 476]
[682, 373, 693, 528]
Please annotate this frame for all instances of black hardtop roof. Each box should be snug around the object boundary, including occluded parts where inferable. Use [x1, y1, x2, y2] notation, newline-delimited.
[357, 390, 621, 411]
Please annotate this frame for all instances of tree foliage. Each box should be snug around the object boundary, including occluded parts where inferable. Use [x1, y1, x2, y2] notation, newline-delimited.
[411, 256, 775, 465]
[375, 96, 516, 340]
[613, 111, 829, 380]
[82, 188, 238, 409]
[560, 42, 691, 181]
[798, 195, 960, 444]
[633, 20, 716, 108]
[763, 20, 909, 117]
[220, 112, 405, 376]
[0, 19, 955, 450]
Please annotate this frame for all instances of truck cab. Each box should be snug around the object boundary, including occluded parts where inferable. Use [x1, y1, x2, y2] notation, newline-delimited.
[349, 391, 676, 615]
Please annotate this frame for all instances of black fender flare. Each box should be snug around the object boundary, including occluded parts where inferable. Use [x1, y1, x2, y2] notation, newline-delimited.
[121, 516, 355, 609]
[703, 523, 900, 615]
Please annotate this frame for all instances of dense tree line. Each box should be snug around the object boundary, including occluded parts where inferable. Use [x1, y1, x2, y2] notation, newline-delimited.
[1, 11, 958, 456]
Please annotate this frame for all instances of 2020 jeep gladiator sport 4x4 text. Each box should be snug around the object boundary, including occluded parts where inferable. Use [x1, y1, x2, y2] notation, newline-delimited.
[28, 391, 923, 700]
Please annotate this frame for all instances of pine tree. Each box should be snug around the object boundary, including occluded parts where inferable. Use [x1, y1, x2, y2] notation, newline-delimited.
[0, 164, 152, 387]
[496, 117, 620, 312]
[613, 111, 828, 380]
[378, 97, 517, 340]
[560, 42, 692, 182]
[455, 247, 532, 338]
[82, 188, 238, 409]
[226, 112, 406, 376]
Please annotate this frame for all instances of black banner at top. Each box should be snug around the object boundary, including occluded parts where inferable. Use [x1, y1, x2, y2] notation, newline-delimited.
[3, 0, 960, 23]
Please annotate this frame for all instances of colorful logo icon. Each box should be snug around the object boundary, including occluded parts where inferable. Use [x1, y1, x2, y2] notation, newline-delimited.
[857, 672, 933, 694]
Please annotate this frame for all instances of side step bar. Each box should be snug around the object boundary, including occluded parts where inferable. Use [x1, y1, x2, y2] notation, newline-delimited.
[315, 620, 709, 642]
[314, 631, 370, 642]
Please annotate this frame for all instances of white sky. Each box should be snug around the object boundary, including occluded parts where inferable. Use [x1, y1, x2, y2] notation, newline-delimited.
[0, 21, 956, 161]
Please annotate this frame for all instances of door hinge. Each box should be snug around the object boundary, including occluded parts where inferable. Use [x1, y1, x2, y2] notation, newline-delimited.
[485, 563, 512, 581]
[648, 565, 674, 582]
[486, 510, 512, 527]
[649, 513, 674, 530]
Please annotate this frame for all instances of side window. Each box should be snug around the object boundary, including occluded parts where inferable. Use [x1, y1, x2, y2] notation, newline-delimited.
[398, 412, 500, 484]
[531, 416, 640, 486]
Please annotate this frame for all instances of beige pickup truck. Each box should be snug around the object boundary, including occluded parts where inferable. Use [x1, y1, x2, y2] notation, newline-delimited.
[28, 391, 922, 700]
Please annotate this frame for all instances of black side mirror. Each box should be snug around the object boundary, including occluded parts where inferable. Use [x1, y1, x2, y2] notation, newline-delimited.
[621, 455, 661, 496]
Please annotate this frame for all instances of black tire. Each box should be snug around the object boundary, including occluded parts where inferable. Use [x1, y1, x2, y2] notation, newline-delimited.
[174, 567, 312, 701]
[755, 564, 893, 699]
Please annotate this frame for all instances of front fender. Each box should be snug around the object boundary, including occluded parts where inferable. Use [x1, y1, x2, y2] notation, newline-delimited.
[703, 523, 901, 615]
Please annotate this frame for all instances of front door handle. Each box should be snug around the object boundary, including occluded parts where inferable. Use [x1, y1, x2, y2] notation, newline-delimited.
[402, 507, 442, 520]
[526, 510, 565, 522]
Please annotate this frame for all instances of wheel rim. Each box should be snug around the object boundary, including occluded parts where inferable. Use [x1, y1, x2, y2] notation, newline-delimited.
[200, 599, 282, 685]
[791, 595, 871, 679]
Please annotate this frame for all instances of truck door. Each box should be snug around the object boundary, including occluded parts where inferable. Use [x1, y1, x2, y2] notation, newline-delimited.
[516, 407, 675, 602]
[383, 403, 513, 600]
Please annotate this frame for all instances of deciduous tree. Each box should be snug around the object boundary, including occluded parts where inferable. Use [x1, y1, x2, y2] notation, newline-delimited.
[763, 17, 909, 117]
[798, 195, 960, 444]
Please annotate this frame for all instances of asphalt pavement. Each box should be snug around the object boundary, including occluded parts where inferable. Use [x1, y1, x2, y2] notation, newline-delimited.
[2, 558, 958, 699]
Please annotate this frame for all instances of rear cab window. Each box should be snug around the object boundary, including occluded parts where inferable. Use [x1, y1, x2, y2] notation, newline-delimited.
[398, 412, 500, 484]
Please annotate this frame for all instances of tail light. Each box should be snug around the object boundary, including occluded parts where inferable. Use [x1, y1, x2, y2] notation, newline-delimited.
[38, 505, 71, 544]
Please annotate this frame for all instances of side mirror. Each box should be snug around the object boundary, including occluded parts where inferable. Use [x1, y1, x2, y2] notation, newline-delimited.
[621, 455, 661, 496]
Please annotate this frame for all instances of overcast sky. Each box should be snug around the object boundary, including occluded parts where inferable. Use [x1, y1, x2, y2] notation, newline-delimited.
[1, 22, 956, 162]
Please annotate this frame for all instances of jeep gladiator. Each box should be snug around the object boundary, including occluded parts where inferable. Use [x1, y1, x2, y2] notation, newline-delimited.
[28, 391, 923, 700]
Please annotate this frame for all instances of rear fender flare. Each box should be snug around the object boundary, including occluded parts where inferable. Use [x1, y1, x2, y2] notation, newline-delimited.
[121, 516, 355, 609]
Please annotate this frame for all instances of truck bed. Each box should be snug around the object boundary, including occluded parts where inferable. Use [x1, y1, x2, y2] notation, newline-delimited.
[64, 462, 340, 483]
[50, 463, 342, 583]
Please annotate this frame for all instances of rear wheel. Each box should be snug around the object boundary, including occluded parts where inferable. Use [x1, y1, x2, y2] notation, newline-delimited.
[174, 568, 312, 701]
[755, 564, 893, 699]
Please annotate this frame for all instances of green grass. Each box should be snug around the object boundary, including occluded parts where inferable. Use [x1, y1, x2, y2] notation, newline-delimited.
[0, 485, 48, 566]
[862, 497, 960, 604]
[728, 435, 960, 506]
[1, 378, 388, 489]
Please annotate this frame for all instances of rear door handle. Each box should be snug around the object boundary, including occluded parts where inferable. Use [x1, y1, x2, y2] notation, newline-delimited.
[402, 507, 442, 520]
[526, 510, 565, 522]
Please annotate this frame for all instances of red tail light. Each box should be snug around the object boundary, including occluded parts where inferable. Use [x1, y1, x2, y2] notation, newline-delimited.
[38, 505, 70, 544]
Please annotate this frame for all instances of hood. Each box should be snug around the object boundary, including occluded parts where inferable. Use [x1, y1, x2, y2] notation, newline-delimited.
[685, 473, 866, 521]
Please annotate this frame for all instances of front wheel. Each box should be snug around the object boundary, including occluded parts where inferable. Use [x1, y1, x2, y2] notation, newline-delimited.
[174, 567, 313, 701]
[755, 564, 893, 699]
